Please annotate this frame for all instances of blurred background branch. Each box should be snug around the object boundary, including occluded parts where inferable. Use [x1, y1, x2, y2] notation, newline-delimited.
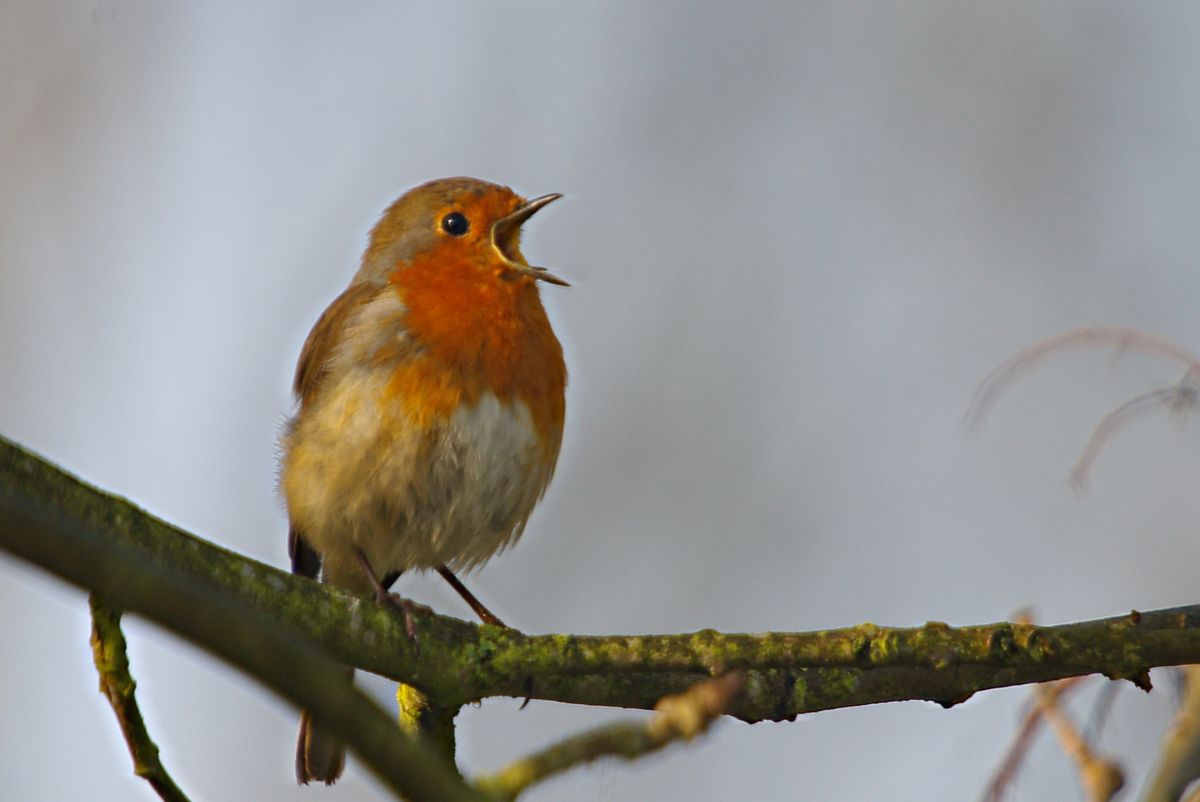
[1034, 681, 1125, 802]
[474, 671, 745, 801]
[1141, 666, 1200, 802]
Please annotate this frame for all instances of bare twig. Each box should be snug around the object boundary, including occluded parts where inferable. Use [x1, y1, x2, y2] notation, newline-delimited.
[981, 676, 1085, 802]
[89, 595, 191, 802]
[474, 672, 745, 801]
[967, 326, 1200, 486]
[1069, 384, 1200, 490]
[1084, 679, 1120, 745]
[1035, 683, 1125, 802]
[966, 326, 1200, 431]
[1140, 666, 1200, 802]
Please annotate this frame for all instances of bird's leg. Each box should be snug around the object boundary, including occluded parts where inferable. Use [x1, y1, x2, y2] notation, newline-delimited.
[355, 549, 421, 640]
[435, 564, 507, 627]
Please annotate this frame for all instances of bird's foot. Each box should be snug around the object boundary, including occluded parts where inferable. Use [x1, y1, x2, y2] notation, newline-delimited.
[383, 594, 430, 642]
[355, 549, 424, 642]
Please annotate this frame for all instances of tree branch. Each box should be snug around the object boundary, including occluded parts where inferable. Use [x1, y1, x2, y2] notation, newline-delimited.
[0, 435, 484, 802]
[3, 433, 1200, 798]
[398, 682, 459, 763]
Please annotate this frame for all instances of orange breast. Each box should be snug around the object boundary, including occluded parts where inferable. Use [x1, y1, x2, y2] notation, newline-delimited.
[385, 248, 566, 451]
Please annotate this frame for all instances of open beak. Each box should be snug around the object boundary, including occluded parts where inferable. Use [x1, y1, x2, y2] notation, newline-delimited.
[492, 193, 569, 287]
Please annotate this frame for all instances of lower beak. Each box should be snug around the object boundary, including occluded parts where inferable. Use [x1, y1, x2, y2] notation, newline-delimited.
[518, 264, 571, 287]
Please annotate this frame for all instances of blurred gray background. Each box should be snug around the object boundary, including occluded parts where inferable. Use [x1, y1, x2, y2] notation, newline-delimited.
[3, 3, 1200, 800]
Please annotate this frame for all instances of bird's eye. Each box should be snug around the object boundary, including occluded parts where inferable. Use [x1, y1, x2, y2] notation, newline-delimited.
[441, 212, 469, 237]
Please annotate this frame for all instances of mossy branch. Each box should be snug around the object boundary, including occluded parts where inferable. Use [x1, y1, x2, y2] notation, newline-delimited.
[89, 594, 191, 802]
[3, 433, 1200, 798]
[0, 435, 485, 802]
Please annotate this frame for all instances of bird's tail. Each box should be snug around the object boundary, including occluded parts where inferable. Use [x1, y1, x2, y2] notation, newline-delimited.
[295, 668, 352, 784]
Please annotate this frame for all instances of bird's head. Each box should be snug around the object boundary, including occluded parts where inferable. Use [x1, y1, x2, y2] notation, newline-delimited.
[359, 177, 567, 287]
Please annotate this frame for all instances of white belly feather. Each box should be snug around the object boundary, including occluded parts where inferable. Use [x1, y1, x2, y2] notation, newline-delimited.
[282, 367, 552, 593]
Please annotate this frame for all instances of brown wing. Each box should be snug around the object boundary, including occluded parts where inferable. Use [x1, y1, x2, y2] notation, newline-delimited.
[289, 278, 387, 579]
[293, 279, 385, 407]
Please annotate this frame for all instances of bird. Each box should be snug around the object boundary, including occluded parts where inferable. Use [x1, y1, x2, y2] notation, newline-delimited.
[279, 176, 568, 784]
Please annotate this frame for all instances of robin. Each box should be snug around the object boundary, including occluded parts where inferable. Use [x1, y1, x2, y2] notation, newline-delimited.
[279, 177, 568, 784]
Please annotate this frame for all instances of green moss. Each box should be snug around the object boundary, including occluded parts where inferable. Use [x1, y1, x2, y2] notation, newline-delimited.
[789, 674, 809, 709]
[818, 668, 861, 701]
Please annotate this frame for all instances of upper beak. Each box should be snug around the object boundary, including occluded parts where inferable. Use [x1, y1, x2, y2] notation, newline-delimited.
[492, 193, 569, 287]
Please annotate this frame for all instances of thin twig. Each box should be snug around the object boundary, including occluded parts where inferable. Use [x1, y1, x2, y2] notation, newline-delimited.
[1139, 665, 1200, 802]
[1069, 384, 1199, 489]
[967, 326, 1200, 487]
[983, 612, 1125, 802]
[474, 672, 745, 801]
[965, 326, 1200, 431]
[981, 676, 1084, 802]
[1084, 680, 1120, 745]
[1035, 683, 1124, 802]
[89, 595, 191, 802]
